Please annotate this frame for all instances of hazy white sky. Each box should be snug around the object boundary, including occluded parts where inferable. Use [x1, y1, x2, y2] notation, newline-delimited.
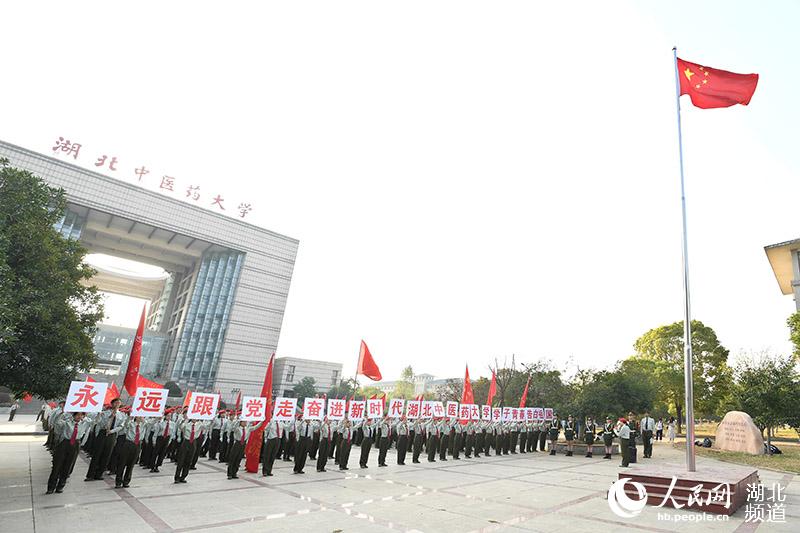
[3, 1, 799, 381]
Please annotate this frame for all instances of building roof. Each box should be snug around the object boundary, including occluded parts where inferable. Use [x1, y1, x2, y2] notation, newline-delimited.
[764, 239, 800, 295]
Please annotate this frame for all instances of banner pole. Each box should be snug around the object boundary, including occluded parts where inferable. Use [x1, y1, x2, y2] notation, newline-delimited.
[672, 46, 696, 472]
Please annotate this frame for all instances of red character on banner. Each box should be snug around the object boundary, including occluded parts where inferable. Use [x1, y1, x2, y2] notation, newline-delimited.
[459, 404, 470, 420]
[407, 402, 420, 418]
[186, 185, 200, 201]
[191, 395, 215, 416]
[421, 402, 433, 418]
[481, 405, 491, 419]
[433, 403, 444, 417]
[390, 401, 403, 417]
[245, 399, 264, 418]
[211, 195, 226, 210]
[136, 390, 165, 413]
[160, 176, 175, 191]
[306, 399, 323, 418]
[349, 402, 365, 419]
[470, 404, 480, 420]
[70, 385, 99, 409]
[52, 137, 81, 159]
[237, 203, 252, 218]
[134, 166, 149, 182]
[328, 401, 344, 418]
[274, 399, 295, 419]
[94, 155, 118, 170]
[447, 403, 458, 417]
[368, 401, 382, 418]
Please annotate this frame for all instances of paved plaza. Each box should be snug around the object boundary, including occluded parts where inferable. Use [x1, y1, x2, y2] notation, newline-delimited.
[0, 416, 796, 533]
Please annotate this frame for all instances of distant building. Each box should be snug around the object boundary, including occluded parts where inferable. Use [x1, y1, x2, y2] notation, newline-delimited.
[374, 372, 454, 397]
[765, 238, 800, 309]
[272, 357, 343, 398]
[91, 324, 169, 376]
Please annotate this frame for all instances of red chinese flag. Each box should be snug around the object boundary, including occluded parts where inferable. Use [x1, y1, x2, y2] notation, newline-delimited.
[246, 353, 274, 473]
[104, 382, 120, 405]
[136, 375, 163, 389]
[677, 57, 758, 109]
[461, 365, 474, 405]
[487, 370, 497, 406]
[519, 375, 531, 408]
[123, 304, 147, 396]
[357, 340, 382, 381]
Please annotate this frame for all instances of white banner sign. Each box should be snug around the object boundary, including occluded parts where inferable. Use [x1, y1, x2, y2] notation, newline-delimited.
[533, 407, 545, 420]
[240, 396, 267, 421]
[432, 401, 445, 418]
[459, 403, 471, 420]
[303, 397, 326, 420]
[348, 400, 366, 420]
[544, 407, 554, 420]
[366, 398, 384, 419]
[446, 401, 459, 418]
[131, 387, 168, 417]
[492, 407, 502, 422]
[481, 405, 491, 421]
[187, 392, 220, 420]
[388, 398, 405, 418]
[420, 401, 435, 419]
[64, 381, 108, 413]
[406, 400, 421, 418]
[327, 398, 346, 420]
[272, 397, 298, 421]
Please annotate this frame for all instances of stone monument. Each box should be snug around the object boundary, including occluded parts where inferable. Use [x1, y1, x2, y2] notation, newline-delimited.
[713, 411, 764, 455]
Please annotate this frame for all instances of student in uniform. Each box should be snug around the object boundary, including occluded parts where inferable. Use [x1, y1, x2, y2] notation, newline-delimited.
[209, 412, 224, 460]
[317, 417, 335, 472]
[530, 420, 540, 452]
[338, 418, 354, 470]
[45, 401, 66, 452]
[509, 420, 519, 454]
[294, 415, 315, 474]
[395, 416, 409, 465]
[464, 420, 476, 458]
[519, 420, 528, 453]
[116, 416, 146, 488]
[614, 417, 631, 468]
[151, 414, 173, 472]
[547, 414, 560, 455]
[174, 417, 200, 483]
[564, 415, 576, 456]
[438, 417, 450, 461]
[227, 421, 249, 479]
[262, 417, 283, 476]
[450, 418, 463, 460]
[583, 416, 596, 458]
[359, 418, 375, 468]
[377, 415, 393, 467]
[85, 398, 126, 481]
[627, 412, 638, 463]
[425, 417, 440, 462]
[47, 412, 91, 494]
[526, 420, 536, 452]
[483, 420, 495, 457]
[474, 420, 485, 458]
[538, 419, 548, 451]
[602, 416, 615, 459]
[411, 418, 424, 463]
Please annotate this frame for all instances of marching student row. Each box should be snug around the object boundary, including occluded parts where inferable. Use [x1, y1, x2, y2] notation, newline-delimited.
[44, 399, 650, 494]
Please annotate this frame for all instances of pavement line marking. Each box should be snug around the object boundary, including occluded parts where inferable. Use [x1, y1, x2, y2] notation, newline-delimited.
[28, 442, 36, 533]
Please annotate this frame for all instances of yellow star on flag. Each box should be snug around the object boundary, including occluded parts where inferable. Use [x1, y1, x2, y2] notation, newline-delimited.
[684, 68, 695, 81]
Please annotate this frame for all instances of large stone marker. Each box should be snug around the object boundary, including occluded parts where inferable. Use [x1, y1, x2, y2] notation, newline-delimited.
[713, 411, 764, 455]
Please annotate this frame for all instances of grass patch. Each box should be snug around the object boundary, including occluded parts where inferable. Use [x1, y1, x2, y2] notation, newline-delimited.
[682, 444, 800, 474]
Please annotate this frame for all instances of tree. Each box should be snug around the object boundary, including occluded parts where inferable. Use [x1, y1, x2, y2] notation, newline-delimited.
[788, 312, 800, 361]
[633, 320, 731, 433]
[438, 378, 462, 402]
[392, 365, 415, 398]
[0, 159, 103, 399]
[734, 353, 800, 454]
[292, 377, 317, 402]
[328, 378, 357, 399]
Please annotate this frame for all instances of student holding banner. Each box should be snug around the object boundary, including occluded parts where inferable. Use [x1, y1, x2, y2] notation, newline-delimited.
[530, 420, 540, 452]
[538, 419, 548, 451]
[209, 412, 224, 460]
[317, 417, 335, 472]
[227, 421, 251, 479]
[394, 415, 410, 465]
[151, 414, 173, 472]
[437, 417, 450, 461]
[359, 418, 375, 468]
[85, 398, 125, 481]
[425, 418, 439, 462]
[377, 414, 392, 467]
[294, 414, 316, 474]
[261, 418, 283, 476]
[519, 420, 528, 453]
[338, 418, 354, 470]
[115, 416, 146, 488]
[47, 412, 92, 494]
[411, 417, 424, 463]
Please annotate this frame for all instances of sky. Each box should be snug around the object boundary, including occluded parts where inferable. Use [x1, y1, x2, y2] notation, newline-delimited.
[3, 1, 799, 381]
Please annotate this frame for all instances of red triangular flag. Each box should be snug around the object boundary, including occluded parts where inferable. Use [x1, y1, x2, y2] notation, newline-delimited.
[460, 365, 474, 405]
[104, 383, 120, 405]
[356, 340, 382, 381]
[136, 375, 163, 389]
[519, 375, 531, 408]
[677, 57, 758, 109]
[123, 304, 147, 396]
[487, 370, 497, 406]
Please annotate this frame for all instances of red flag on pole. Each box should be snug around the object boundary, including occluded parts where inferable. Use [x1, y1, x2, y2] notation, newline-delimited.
[487, 370, 497, 406]
[461, 365, 474, 405]
[235, 391, 242, 411]
[105, 383, 120, 405]
[357, 340, 382, 381]
[183, 390, 193, 408]
[519, 375, 531, 408]
[245, 353, 275, 473]
[677, 57, 758, 109]
[123, 304, 146, 396]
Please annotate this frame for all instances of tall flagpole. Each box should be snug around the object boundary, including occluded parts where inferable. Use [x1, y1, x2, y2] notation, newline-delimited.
[672, 47, 696, 472]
